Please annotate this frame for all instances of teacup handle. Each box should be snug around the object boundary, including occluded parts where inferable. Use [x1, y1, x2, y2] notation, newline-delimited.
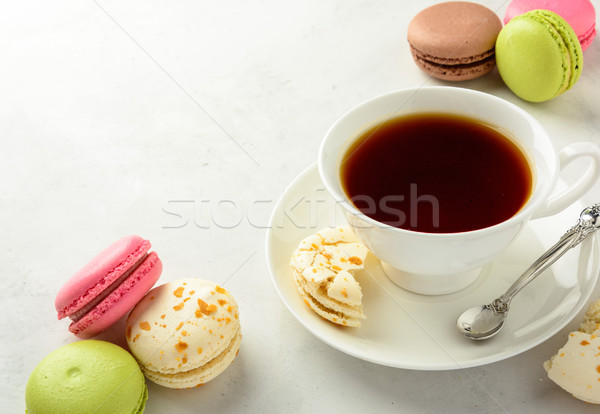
[533, 142, 600, 219]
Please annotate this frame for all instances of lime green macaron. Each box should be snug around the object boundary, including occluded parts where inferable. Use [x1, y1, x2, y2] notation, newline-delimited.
[496, 9, 583, 102]
[26, 340, 147, 414]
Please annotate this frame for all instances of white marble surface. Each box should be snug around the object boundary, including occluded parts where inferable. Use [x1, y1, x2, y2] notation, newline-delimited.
[2, 0, 600, 412]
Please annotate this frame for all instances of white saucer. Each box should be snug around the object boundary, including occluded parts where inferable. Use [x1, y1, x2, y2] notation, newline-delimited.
[265, 164, 600, 370]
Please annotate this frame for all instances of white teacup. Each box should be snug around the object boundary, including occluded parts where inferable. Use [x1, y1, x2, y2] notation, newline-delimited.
[319, 87, 600, 295]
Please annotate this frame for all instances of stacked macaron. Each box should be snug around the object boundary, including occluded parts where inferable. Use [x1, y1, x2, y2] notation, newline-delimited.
[496, 9, 583, 102]
[497, 0, 596, 101]
[27, 236, 243, 412]
[407, 0, 596, 102]
[504, 0, 597, 51]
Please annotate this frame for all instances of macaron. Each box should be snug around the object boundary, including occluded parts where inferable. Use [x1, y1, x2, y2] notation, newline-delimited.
[25, 340, 148, 414]
[407, 1, 503, 81]
[495, 9, 583, 102]
[543, 299, 600, 404]
[56, 235, 162, 338]
[580, 298, 600, 334]
[290, 227, 368, 327]
[504, 0, 597, 51]
[543, 331, 600, 404]
[126, 279, 242, 389]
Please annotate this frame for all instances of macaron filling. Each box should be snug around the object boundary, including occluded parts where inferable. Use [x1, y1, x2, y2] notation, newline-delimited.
[525, 13, 571, 95]
[68, 253, 148, 322]
[409, 45, 496, 74]
[133, 383, 149, 414]
[140, 325, 241, 384]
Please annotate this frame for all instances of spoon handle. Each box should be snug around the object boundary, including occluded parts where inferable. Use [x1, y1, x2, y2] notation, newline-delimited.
[492, 204, 600, 314]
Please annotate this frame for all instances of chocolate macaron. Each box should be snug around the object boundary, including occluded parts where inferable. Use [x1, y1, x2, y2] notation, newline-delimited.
[407, 1, 503, 81]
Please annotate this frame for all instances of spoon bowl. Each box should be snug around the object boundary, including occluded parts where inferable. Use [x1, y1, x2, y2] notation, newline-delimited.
[456, 305, 507, 340]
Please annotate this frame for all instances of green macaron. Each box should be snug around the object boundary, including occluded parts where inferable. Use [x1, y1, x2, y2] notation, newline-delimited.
[496, 9, 583, 102]
[25, 340, 147, 414]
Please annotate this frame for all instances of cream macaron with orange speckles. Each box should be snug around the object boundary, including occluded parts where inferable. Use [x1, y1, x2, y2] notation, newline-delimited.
[543, 299, 600, 404]
[290, 226, 369, 327]
[125, 279, 241, 389]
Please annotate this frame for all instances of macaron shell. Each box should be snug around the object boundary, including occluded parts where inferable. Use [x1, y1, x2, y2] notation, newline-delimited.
[56, 235, 151, 319]
[141, 328, 242, 389]
[504, 0, 597, 51]
[126, 279, 241, 388]
[25, 340, 147, 414]
[544, 331, 600, 404]
[407, 2, 502, 60]
[70, 252, 162, 338]
[496, 10, 583, 102]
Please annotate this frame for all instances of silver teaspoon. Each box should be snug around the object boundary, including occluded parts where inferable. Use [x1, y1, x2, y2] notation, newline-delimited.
[456, 203, 600, 341]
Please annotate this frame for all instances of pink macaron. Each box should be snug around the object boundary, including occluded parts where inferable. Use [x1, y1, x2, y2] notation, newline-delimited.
[504, 0, 597, 51]
[55, 235, 162, 338]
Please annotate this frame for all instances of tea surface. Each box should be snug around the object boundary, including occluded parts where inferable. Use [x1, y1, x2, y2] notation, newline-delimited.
[341, 113, 532, 233]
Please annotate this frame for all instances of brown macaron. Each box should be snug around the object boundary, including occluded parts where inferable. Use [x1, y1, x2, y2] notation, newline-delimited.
[407, 1, 502, 81]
